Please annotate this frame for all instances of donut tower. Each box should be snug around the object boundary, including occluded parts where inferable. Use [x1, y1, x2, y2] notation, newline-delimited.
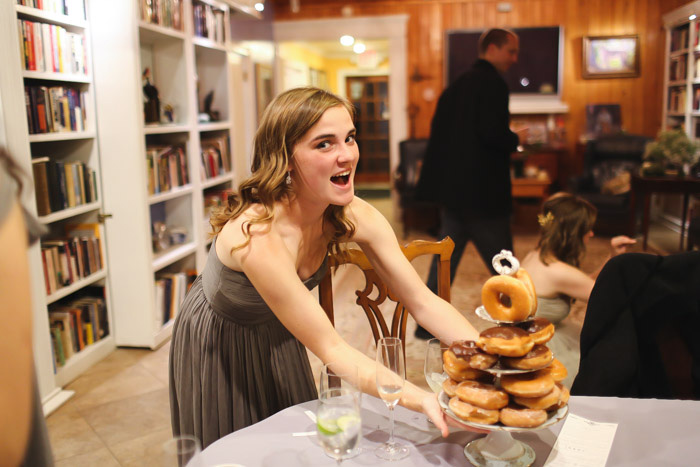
[442, 250, 569, 428]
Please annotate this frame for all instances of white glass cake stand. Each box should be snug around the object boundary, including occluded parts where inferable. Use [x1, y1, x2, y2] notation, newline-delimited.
[439, 391, 568, 466]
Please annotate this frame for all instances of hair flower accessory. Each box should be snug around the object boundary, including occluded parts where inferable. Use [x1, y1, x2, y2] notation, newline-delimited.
[538, 211, 555, 227]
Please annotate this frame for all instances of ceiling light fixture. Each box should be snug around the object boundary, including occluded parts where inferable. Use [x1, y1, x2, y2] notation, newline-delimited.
[353, 42, 366, 54]
[254, 2, 264, 12]
[340, 35, 354, 46]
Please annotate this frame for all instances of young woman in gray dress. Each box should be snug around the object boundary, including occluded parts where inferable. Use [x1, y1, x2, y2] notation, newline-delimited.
[520, 192, 636, 387]
[169, 87, 481, 448]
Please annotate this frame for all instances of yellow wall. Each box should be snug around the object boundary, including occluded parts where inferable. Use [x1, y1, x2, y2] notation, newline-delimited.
[277, 43, 389, 94]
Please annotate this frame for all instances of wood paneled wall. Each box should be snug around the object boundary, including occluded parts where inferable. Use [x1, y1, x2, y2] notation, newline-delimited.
[272, 0, 690, 172]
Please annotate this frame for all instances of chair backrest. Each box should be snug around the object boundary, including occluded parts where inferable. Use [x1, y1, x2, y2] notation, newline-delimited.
[319, 237, 454, 350]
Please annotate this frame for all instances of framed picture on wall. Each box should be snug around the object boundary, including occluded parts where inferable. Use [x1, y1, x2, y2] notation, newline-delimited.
[582, 35, 640, 79]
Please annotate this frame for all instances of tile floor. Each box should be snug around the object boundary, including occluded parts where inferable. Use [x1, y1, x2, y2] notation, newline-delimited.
[45, 196, 685, 466]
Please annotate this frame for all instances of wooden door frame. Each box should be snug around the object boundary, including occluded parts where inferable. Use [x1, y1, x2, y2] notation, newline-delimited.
[273, 15, 408, 179]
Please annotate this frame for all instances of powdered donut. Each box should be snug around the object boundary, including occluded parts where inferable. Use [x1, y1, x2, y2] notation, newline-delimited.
[448, 397, 500, 425]
[519, 317, 555, 345]
[501, 344, 553, 370]
[499, 405, 548, 428]
[455, 381, 509, 410]
[500, 370, 555, 398]
[477, 326, 534, 357]
[449, 340, 498, 370]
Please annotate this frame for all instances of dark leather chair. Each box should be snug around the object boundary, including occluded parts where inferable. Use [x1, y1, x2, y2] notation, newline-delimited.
[570, 133, 651, 236]
[394, 139, 439, 237]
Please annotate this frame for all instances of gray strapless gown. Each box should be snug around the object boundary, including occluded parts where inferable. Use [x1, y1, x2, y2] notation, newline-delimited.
[536, 296, 580, 389]
[169, 239, 326, 448]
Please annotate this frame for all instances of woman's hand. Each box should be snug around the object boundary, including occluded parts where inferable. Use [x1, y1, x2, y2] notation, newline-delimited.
[610, 235, 636, 256]
[420, 393, 490, 437]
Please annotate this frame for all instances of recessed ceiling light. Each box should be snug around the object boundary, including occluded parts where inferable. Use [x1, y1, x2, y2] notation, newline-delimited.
[255, 2, 264, 12]
[353, 42, 366, 54]
[340, 35, 354, 46]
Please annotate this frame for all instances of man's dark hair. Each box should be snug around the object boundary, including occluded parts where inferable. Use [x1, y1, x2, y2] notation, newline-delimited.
[478, 28, 516, 55]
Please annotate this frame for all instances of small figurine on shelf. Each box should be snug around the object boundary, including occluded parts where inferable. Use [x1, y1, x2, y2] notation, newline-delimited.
[200, 90, 220, 122]
[143, 67, 160, 124]
[163, 103, 175, 123]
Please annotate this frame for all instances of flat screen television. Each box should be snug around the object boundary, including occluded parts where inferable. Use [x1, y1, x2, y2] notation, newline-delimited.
[445, 27, 563, 97]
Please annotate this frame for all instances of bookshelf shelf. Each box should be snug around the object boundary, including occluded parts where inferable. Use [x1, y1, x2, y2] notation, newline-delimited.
[669, 80, 688, 86]
[15, 4, 87, 29]
[149, 184, 195, 205]
[55, 335, 116, 387]
[46, 270, 108, 305]
[198, 121, 231, 132]
[144, 124, 192, 135]
[139, 20, 186, 41]
[202, 172, 233, 188]
[193, 36, 227, 51]
[22, 70, 91, 83]
[38, 201, 101, 225]
[671, 48, 689, 57]
[29, 131, 96, 143]
[152, 242, 198, 272]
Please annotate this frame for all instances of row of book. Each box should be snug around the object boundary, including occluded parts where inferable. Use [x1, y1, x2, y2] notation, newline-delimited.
[155, 271, 196, 326]
[200, 135, 230, 180]
[671, 24, 689, 53]
[669, 87, 687, 113]
[32, 157, 97, 216]
[18, 19, 87, 75]
[140, 0, 184, 31]
[25, 85, 86, 134]
[16, 0, 86, 20]
[669, 55, 687, 82]
[193, 2, 226, 44]
[49, 290, 108, 369]
[146, 145, 189, 195]
[41, 224, 103, 295]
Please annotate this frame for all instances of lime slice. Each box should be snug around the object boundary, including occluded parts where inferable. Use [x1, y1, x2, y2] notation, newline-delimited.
[336, 414, 360, 431]
[317, 418, 340, 436]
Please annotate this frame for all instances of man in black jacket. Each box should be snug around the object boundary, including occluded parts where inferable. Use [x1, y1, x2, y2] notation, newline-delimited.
[415, 29, 525, 339]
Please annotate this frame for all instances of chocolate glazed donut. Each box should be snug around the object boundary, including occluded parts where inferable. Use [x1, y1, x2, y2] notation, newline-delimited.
[477, 326, 534, 357]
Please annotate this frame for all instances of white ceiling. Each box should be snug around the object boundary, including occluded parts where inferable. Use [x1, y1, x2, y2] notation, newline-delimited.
[285, 39, 390, 59]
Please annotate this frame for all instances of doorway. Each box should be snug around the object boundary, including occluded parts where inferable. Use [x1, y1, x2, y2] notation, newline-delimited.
[347, 75, 390, 183]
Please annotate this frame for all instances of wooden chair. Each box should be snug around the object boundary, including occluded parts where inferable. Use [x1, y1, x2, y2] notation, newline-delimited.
[318, 237, 454, 352]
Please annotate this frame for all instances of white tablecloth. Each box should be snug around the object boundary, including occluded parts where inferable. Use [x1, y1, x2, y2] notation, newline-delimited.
[200, 394, 700, 466]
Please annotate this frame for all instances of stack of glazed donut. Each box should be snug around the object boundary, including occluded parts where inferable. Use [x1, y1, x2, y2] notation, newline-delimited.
[442, 250, 569, 428]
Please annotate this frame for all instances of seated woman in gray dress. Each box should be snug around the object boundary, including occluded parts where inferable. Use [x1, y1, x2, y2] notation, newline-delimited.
[169, 87, 481, 448]
[520, 192, 636, 387]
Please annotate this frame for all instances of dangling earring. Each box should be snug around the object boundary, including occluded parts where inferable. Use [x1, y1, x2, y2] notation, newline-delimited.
[285, 172, 292, 186]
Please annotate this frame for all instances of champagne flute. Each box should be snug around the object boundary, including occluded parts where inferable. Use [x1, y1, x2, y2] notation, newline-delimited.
[316, 387, 362, 465]
[424, 338, 449, 394]
[375, 337, 409, 460]
[161, 435, 201, 466]
[319, 362, 362, 458]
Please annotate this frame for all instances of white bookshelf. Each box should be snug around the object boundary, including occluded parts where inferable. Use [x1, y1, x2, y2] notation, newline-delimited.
[663, 1, 700, 140]
[90, 0, 249, 348]
[0, 0, 115, 414]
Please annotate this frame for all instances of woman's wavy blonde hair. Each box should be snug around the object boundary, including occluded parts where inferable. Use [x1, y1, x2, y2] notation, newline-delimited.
[210, 86, 356, 257]
[536, 192, 597, 268]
